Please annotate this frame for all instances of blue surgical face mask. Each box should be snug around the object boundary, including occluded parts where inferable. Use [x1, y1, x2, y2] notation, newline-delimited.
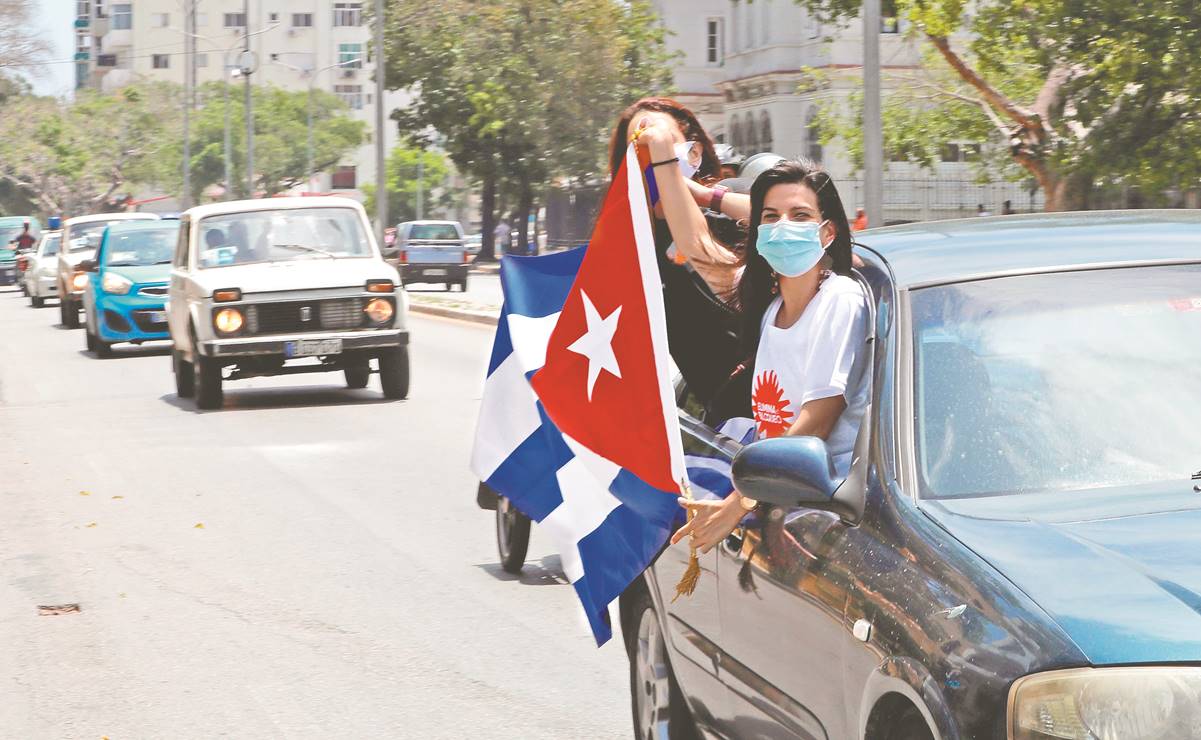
[756, 219, 830, 277]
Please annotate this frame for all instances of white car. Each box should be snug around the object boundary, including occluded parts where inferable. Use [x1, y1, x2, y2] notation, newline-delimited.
[167, 197, 410, 410]
[23, 230, 62, 308]
[57, 212, 159, 328]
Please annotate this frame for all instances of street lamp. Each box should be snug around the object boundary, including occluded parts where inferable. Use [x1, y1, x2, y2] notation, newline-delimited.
[272, 55, 364, 192]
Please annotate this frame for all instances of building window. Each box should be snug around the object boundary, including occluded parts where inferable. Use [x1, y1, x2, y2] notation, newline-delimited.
[94, 0, 105, 17]
[76, 0, 90, 18]
[882, 0, 899, 32]
[338, 43, 363, 68]
[152, 54, 170, 69]
[759, 111, 773, 153]
[941, 142, 981, 162]
[333, 2, 362, 26]
[97, 53, 117, 67]
[224, 12, 246, 28]
[153, 13, 169, 27]
[111, 3, 131, 29]
[706, 18, 723, 64]
[805, 108, 823, 162]
[330, 166, 357, 190]
[195, 53, 208, 67]
[292, 13, 313, 27]
[334, 84, 363, 110]
[761, 0, 771, 45]
[75, 29, 90, 53]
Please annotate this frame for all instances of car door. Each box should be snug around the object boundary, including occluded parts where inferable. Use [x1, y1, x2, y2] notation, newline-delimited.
[167, 216, 191, 348]
[711, 261, 890, 740]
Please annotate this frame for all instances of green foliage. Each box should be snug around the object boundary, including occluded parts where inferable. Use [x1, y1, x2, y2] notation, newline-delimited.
[795, 0, 1201, 208]
[361, 144, 459, 224]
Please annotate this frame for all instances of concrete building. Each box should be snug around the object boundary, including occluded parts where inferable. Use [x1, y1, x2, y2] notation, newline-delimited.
[71, 0, 406, 201]
[653, 0, 1044, 221]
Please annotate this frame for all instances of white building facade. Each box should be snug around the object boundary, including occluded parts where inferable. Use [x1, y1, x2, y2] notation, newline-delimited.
[72, 0, 406, 201]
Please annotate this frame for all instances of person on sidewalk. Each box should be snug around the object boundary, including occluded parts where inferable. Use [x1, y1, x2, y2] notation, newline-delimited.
[851, 208, 868, 231]
[492, 220, 511, 256]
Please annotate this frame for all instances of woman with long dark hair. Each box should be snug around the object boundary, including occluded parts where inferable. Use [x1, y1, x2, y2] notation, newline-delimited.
[651, 157, 871, 553]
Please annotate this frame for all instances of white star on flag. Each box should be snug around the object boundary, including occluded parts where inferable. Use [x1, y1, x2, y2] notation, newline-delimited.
[566, 290, 622, 401]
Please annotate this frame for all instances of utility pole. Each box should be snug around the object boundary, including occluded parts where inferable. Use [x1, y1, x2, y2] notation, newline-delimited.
[862, 0, 884, 228]
[243, 0, 255, 198]
[373, 0, 387, 244]
[181, 0, 195, 208]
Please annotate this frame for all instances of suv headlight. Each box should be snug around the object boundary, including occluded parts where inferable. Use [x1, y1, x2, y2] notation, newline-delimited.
[71, 272, 89, 291]
[213, 307, 244, 335]
[101, 271, 133, 295]
[1009, 667, 1201, 739]
[364, 297, 394, 325]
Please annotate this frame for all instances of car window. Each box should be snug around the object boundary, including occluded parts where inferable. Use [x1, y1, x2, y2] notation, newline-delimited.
[408, 224, 460, 240]
[41, 235, 61, 257]
[67, 221, 125, 252]
[912, 264, 1201, 499]
[102, 227, 178, 267]
[197, 208, 371, 268]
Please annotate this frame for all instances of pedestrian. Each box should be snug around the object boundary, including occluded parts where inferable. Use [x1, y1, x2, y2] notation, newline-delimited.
[851, 207, 868, 231]
[976, 203, 992, 217]
[492, 219, 511, 256]
[1002, 200, 1015, 215]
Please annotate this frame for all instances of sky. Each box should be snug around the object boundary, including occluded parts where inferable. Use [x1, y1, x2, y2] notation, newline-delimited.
[24, 0, 77, 98]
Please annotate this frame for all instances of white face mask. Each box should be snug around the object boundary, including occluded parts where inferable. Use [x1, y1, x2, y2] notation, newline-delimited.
[675, 141, 700, 180]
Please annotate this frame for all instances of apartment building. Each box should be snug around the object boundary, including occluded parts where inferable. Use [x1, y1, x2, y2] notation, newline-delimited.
[72, 0, 407, 201]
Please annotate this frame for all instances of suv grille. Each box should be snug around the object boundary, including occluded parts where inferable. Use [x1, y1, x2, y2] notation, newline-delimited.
[244, 298, 364, 335]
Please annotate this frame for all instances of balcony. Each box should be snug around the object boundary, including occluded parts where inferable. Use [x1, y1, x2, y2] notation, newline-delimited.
[102, 28, 133, 49]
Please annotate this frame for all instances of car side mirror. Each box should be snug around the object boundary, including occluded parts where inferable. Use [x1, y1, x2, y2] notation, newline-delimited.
[78, 259, 97, 272]
[732, 436, 840, 509]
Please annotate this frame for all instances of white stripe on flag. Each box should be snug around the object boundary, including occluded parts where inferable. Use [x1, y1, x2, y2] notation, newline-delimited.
[508, 311, 560, 373]
[541, 438, 623, 583]
[470, 351, 542, 481]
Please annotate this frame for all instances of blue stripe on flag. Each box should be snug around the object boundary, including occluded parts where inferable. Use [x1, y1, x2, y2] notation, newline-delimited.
[484, 404, 573, 523]
[499, 247, 586, 320]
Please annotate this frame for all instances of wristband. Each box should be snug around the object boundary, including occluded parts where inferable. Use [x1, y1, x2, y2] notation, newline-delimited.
[709, 184, 729, 213]
[650, 156, 680, 169]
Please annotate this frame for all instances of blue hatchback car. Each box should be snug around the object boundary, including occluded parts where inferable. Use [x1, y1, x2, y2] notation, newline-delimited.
[624, 211, 1201, 740]
[81, 221, 181, 357]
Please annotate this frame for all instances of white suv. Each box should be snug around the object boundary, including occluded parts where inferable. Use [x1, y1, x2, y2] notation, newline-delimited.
[57, 212, 159, 328]
[167, 197, 410, 410]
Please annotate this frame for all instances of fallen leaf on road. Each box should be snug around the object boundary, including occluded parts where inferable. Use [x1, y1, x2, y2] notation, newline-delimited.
[193, 522, 205, 529]
[111, 495, 124, 500]
[37, 603, 81, 616]
[79, 491, 90, 496]
[118, 593, 126, 598]
[85, 522, 97, 528]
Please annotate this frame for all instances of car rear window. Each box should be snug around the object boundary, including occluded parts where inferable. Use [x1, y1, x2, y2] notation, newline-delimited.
[409, 224, 459, 240]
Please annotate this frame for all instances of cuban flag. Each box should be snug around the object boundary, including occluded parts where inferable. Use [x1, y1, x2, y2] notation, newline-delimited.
[470, 144, 686, 646]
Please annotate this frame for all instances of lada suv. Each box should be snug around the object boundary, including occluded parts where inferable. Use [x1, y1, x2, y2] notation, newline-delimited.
[167, 197, 410, 410]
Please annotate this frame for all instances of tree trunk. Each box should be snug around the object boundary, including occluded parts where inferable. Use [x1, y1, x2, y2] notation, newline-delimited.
[1043, 170, 1093, 212]
[477, 170, 498, 263]
[515, 176, 533, 256]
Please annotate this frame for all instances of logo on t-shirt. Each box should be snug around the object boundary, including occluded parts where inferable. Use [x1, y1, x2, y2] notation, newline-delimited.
[752, 370, 794, 438]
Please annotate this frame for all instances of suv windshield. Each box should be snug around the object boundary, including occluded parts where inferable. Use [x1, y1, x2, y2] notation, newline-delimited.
[912, 264, 1201, 499]
[408, 223, 460, 240]
[103, 226, 177, 267]
[198, 207, 371, 268]
[68, 220, 130, 252]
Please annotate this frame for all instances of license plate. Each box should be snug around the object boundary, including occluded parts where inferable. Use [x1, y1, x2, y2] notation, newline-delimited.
[285, 338, 343, 357]
[423, 268, 448, 276]
[147, 311, 167, 323]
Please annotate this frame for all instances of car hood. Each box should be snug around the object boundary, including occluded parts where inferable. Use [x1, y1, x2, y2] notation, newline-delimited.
[104, 264, 170, 285]
[924, 482, 1201, 665]
[190, 258, 397, 296]
[59, 251, 94, 268]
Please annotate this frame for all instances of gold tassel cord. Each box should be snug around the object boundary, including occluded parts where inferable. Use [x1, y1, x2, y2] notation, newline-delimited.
[672, 477, 701, 602]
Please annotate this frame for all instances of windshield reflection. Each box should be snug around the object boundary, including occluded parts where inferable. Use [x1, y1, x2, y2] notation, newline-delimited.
[197, 208, 371, 268]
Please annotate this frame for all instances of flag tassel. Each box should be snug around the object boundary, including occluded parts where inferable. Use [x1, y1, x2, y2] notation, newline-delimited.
[672, 478, 701, 601]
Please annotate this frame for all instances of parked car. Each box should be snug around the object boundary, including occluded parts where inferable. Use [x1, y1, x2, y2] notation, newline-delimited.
[79, 220, 180, 357]
[22, 230, 62, 307]
[0, 244, 16, 287]
[622, 211, 1201, 740]
[393, 220, 469, 291]
[463, 233, 483, 255]
[167, 197, 410, 410]
[56, 212, 159, 328]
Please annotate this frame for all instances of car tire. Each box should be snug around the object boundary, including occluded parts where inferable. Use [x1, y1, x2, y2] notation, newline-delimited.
[195, 355, 224, 410]
[459, 279, 468, 292]
[173, 350, 195, 398]
[85, 326, 97, 352]
[627, 585, 698, 740]
[378, 345, 409, 400]
[60, 295, 77, 328]
[884, 706, 934, 740]
[496, 496, 531, 574]
[90, 328, 112, 358]
[444, 282, 452, 292]
[31, 295, 44, 308]
[344, 362, 370, 389]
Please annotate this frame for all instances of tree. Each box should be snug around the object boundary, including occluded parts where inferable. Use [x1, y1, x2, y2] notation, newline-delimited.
[380, 0, 674, 259]
[796, 0, 1201, 210]
[0, 0, 51, 73]
[176, 82, 367, 200]
[361, 144, 458, 224]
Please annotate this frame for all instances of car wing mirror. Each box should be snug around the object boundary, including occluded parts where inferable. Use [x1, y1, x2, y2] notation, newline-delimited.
[731, 436, 840, 509]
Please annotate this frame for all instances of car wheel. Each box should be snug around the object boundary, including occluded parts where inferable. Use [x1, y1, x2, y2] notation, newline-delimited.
[344, 362, 370, 389]
[459, 279, 468, 292]
[496, 496, 531, 574]
[173, 350, 195, 398]
[444, 282, 452, 291]
[195, 355, 224, 410]
[884, 706, 934, 740]
[628, 586, 698, 740]
[378, 345, 409, 399]
[85, 325, 97, 352]
[31, 295, 44, 308]
[59, 295, 72, 327]
[90, 328, 112, 358]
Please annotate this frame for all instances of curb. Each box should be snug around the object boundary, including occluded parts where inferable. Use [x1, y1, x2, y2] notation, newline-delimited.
[409, 301, 499, 326]
[470, 263, 500, 275]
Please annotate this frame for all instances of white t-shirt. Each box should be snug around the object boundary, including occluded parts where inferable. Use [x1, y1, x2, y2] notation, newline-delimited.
[751, 274, 871, 478]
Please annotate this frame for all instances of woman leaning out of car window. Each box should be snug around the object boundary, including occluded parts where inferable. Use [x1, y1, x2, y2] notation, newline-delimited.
[640, 136, 872, 552]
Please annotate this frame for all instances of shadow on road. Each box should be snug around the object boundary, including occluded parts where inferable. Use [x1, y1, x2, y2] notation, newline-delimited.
[476, 555, 569, 586]
[159, 386, 400, 414]
[75, 344, 172, 361]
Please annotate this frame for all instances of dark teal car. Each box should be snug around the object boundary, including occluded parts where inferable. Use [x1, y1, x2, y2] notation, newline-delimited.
[624, 211, 1201, 740]
[80, 221, 180, 357]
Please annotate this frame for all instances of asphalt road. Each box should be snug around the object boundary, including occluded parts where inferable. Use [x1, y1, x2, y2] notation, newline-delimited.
[0, 285, 629, 739]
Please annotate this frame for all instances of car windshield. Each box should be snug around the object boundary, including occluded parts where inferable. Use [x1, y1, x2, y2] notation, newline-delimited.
[68, 220, 130, 252]
[912, 264, 1201, 500]
[198, 207, 371, 268]
[41, 234, 61, 256]
[409, 223, 459, 240]
[103, 227, 177, 267]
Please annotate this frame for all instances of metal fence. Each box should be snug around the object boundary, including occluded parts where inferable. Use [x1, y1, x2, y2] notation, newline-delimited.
[837, 178, 1046, 224]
